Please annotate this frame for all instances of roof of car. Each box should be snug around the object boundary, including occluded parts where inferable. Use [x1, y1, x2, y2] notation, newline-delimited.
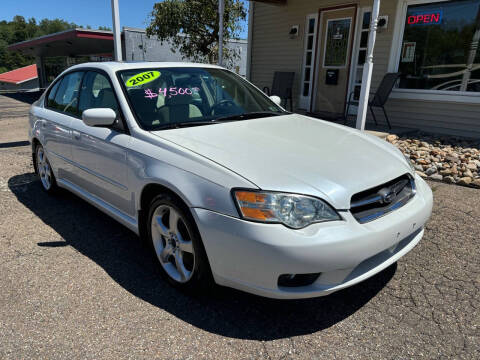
[67, 61, 223, 72]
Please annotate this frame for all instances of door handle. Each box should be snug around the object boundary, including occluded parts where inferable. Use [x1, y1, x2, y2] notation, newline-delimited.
[73, 131, 81, 140]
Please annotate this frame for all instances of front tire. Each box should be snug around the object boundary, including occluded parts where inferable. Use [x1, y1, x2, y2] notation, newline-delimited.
[147, 193, 213, 293]
[35, 144, 57, 193]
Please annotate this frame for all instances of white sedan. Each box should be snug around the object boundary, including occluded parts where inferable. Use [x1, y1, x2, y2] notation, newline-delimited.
[29, 62, 433, 299]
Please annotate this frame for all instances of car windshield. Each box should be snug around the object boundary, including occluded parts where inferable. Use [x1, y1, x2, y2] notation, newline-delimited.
[118, 67, 286, 130]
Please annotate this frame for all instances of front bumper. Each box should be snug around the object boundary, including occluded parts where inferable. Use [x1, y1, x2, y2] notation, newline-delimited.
[192, 175, 433, 299]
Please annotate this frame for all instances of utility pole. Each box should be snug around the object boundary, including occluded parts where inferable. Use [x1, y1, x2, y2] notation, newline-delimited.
[111, 0, 122, 61]
[356, 0, 380, 130]
[218, 0, 224, 66]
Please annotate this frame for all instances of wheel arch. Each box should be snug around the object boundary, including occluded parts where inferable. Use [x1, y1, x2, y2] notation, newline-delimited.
[139, 182, 191, 213]
[31, 137, 41, 174]
[137, 182, 193, 241]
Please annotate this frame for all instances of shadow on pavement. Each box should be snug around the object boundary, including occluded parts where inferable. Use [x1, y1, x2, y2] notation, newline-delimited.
[0, 140, 30, 149]
[2, 91, 42, 104]
[9, 173, 396, 340]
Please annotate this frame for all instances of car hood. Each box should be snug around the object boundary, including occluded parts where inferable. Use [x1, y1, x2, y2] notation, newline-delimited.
[152, 114, 411, 209]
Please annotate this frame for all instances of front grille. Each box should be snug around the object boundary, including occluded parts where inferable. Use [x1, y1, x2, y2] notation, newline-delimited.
[350, 174, 416, 223]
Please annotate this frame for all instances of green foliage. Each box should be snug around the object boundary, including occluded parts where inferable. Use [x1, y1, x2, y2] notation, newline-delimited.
[146, 0, 246, 66]
[0, 16, 110, 73]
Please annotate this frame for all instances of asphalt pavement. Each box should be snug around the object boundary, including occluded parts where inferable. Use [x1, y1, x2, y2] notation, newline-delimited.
[0, 94, 478, 359]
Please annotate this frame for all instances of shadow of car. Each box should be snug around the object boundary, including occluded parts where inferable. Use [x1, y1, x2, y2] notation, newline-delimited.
[8, 172, 397, 340]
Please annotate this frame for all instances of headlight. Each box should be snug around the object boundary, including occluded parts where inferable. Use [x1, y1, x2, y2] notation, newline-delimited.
[233, 190, 341, 229]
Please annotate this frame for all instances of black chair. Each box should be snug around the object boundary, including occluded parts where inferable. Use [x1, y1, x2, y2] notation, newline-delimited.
[263, 72, 295, 111]
[345, 72, 401, 129]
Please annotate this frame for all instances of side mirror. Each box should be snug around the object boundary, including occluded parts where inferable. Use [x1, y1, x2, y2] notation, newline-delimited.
[269, 95, 282, 106]
[82, 108, 116, 127]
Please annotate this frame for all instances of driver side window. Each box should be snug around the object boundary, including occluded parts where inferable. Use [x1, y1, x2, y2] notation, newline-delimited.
[78, 71, 119, 113]
[78, 71, 124, 131]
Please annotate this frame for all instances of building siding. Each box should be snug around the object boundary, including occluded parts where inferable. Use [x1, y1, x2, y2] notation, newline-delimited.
[250, 0, 480, 138]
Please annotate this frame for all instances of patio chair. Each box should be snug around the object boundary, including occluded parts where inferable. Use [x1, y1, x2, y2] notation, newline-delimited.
[344, 72, 401, 129]
[263, 72, 295, 111]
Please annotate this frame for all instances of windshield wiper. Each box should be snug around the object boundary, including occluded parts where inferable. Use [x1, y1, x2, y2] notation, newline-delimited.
[214, 111, 288, 122]
[153, 119, 229, 130]
[152, 111, 288, 130]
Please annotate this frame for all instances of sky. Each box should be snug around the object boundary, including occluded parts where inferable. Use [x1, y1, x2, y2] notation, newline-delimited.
[0, 0, 249, 39]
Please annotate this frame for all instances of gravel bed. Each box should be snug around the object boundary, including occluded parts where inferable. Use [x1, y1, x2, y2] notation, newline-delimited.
[386, 133, 480, 188]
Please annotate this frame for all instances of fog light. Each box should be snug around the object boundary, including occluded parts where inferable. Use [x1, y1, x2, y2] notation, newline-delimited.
[278, 273, 321, 287]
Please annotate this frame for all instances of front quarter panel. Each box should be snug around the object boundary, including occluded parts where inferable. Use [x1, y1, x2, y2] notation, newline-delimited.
[127, 133, 257, 218]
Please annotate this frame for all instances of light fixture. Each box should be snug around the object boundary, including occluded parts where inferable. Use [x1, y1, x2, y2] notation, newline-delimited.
[289, 25, 299, 38]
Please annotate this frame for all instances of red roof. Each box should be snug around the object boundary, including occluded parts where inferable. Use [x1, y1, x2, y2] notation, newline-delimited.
[0, 64, 38, 84]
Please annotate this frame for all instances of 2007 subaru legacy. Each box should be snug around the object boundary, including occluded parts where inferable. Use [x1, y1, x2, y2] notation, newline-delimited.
[28, 62, 432, 299]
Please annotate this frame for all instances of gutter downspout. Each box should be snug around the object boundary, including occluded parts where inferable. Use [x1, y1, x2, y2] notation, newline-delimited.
[246, 1, 254, 80]
[356, 0, 380, 130]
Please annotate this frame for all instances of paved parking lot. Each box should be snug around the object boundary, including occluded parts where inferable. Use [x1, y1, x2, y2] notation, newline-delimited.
[0, 94, 479, 359]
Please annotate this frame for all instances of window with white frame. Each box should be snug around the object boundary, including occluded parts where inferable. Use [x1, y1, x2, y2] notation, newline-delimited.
[351, 10, 372, 100]
[299, 14, 318, 109]
[397, 0, 480, 93]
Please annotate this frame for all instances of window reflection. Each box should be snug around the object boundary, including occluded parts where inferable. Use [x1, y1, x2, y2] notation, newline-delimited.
[398, 0, 480, 92]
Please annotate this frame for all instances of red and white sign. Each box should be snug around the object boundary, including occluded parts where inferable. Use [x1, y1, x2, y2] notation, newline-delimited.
[407, 11, 443, 25]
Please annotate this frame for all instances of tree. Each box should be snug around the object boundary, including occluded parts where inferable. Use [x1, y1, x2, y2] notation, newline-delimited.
[146, 0, 246, 66]
[37, 18, 78, 36]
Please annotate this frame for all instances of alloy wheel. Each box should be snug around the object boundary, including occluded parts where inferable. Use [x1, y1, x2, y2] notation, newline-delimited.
[150, 204, 195, 283]
[36, 147, 52, 191]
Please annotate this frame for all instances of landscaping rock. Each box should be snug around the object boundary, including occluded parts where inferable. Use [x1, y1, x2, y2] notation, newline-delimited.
[386, 132, 479, 188]
[386, 134, 398, 142]
[444, 176, 455, 184]
[458, 177, 473, 186]
[425, 166, 437, 176]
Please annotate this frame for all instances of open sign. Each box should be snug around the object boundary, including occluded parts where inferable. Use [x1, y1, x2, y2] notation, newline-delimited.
[407, 10, 443, 25]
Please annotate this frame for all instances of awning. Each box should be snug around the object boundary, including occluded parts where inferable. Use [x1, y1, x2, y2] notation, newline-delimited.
[8, 28, 114, 58]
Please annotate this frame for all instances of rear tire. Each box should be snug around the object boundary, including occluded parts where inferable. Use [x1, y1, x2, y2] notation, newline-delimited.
[35, 144, 57, 193]
[147, 193, 213, 293]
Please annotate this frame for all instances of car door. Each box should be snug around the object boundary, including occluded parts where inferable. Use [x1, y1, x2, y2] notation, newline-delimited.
[40, 71, 84, 182]
[69, 70, 132, 215]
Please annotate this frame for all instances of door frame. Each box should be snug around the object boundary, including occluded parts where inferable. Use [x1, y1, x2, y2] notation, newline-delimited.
[309, 3, 358, 114]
